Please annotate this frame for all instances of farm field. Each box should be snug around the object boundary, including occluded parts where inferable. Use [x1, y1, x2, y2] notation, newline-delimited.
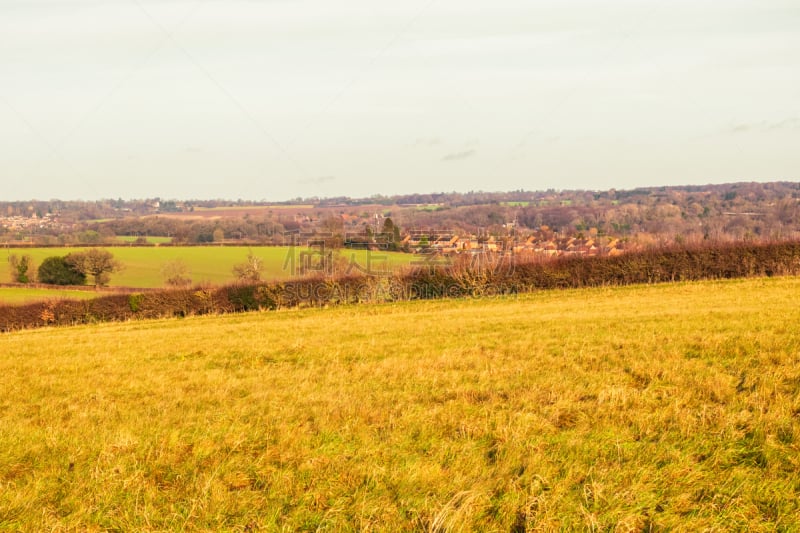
[192, 204, 315, 214]
[1, 246, 415, 290]
[115, 236, 174, 244]
[0, 287, 99, 306]
[1, 277, 799, 530]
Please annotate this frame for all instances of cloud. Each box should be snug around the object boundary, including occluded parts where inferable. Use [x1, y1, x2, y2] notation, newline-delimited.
[297, 175, 336, 185]
[766, 118, 800, 131]
[730, 118, 799, 134]
[442, 149, 476, 162]
[731, 124, 752, 133]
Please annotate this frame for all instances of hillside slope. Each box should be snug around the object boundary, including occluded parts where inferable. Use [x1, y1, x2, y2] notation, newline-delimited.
[2, 278, 800, 530]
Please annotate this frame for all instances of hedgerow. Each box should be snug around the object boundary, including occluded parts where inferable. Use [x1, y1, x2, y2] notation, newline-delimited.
[2, 240, 799, 332]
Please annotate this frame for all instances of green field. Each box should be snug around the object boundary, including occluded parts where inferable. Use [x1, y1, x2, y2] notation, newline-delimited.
[189, 205, 315, 214]
[2, 277, 799, 530]
[115, 236, 174, 244]
[2, 247, 415, 290]
[0, 287, 99, 306]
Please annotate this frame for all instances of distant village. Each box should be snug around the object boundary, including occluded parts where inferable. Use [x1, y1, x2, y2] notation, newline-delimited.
[0, 212, 66, 232]
[400, 231, 625, 257]
[340, 228, 626, 258]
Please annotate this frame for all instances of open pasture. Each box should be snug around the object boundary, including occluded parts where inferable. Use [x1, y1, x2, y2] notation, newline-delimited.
[1, 246, 415, 291]
[1, 277, 799, 530]
[0, 287, 99, 306]
[115, 236, 174, 245]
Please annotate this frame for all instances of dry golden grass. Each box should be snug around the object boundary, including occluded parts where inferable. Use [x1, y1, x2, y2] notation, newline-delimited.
[1, 277, 799, 531]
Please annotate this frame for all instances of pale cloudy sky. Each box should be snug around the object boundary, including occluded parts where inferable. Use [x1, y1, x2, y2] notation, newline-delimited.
[1, 0, 798, 200]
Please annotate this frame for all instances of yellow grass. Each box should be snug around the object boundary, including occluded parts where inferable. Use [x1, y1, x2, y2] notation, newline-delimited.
[1, 277, 799, 530]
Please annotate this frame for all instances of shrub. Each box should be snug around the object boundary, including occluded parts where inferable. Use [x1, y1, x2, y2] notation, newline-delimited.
[8, 254, 35, 284]
[129, 294, 144, 313]
[232, 251, 264, 282]
[161, 259, 192, 288]
[38, 256, 87, 285]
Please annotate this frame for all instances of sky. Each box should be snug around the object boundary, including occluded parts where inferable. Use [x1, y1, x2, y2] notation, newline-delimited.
[1, 0, 799, 201]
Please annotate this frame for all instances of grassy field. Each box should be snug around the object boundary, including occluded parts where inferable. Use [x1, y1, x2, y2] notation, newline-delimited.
[115, 236, 174, 244]
[1, 277, 799, 530]
[1, 246, 415, 290]
[0, 287, 99, 306]
[194, 205, 315, 212]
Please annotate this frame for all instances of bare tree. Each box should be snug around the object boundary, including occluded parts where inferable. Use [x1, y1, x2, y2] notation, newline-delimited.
[232, 251, 264, 282]
[66, 249, 123, 287]
[161, 259, 192, 288]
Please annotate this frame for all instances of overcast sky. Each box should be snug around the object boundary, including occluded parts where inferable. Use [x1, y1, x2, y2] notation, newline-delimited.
[2, 0, 799, 201]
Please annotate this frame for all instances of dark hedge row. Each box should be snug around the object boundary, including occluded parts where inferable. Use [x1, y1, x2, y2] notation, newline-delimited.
[3, 240, 800, 332]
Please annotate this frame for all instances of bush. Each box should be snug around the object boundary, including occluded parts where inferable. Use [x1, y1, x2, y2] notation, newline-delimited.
[129, 294, 144, 313]
[38, 256, 87, 286]
[161, 259, 192, 288]
[232, 251, 264, 282]
[8, 254, 35, 283]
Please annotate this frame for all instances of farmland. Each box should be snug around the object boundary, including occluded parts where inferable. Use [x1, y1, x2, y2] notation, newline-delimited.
[2, 277, 799, 530]
[0, 287, 98, 306]
[1, 246, 415, 291]
[115, 236, 174, 244]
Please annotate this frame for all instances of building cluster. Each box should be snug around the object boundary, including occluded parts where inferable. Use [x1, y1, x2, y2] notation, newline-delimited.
[402, 231, 626, 257]
[0, 212, 63, 232]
